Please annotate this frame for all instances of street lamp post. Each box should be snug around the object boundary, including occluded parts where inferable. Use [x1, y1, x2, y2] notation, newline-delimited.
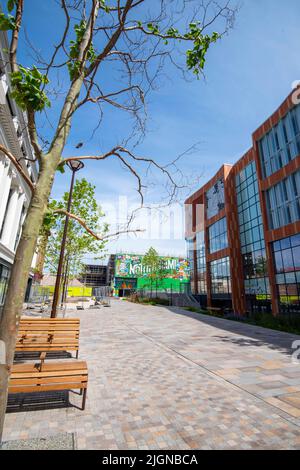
[51, 159, 84, 318]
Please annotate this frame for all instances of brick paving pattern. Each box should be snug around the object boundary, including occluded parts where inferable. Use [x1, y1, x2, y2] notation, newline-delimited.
[3, 300, 300, 449]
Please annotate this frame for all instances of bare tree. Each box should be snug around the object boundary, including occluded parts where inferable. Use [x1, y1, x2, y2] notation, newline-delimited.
[0, 0, 238, 439]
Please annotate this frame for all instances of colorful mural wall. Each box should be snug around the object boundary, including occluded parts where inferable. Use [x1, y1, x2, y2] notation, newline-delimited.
[114, 253, 190, 294]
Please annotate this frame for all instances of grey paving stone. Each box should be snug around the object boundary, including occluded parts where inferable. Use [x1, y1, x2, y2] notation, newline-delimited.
[3, 300, 300, 449]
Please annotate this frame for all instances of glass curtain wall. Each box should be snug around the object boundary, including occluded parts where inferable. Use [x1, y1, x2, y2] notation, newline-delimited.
[186, 237, 195, 293]
[210, 257, 231, 297]
[236, 161, 271, 312]
[208, 217, 228, 254]
[266, 170, 300, 229]
[273, 234, 300, 313]
[259, 104, 300, 178]
[196, 231, 206, 295]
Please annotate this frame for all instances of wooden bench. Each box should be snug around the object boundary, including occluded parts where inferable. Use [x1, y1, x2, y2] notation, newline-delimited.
[8, 358, 88, 410]
[16, 318, 80, 358]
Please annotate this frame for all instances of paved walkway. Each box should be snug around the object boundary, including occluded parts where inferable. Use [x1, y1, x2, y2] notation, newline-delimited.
[3, 300, 300, 449]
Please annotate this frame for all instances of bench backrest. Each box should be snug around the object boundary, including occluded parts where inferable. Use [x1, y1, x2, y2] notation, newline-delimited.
[9, 361, 88, 394]
[16, 318, 80, 352]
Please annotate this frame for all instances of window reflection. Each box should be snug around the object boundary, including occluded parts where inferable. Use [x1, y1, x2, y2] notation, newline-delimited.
[210, 257, 231, 296]
[273, 234, 300, 312]
[259, 104, 300, 178]
[0, 264, 11, 305]
[208, 217, 228, 254]
[236, 161, 270, 304]
[196, 231, 206, 294]
[266, 170, 300, 230]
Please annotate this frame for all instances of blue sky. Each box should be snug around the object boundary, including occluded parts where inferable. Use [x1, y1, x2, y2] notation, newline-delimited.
[14, 0, 300, 257]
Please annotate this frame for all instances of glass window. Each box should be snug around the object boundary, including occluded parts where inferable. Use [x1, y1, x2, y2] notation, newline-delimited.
[236, 161, 269, 303]
[273, 240, 281, 252]
[280, 236, 292, 250]
[292, 245, 300, 271]
[285, 272, 296, 284]
[259, 103, 300, 178]
[291, 233, 300, 248]
[274, 251, 284, 273]
[210, 257, 231, 296]
[195, 231, 207, 295]
[0, 264, 11, 305]
[208, 217, 228, 254]
[282, 249, 294, 271]
[276, 274, 286, 285]
[272, 235, 300, 311]
[266, 170, 300, 230]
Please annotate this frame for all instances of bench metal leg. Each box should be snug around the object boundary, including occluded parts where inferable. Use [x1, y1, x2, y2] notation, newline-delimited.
[82, 388, 87, 410]
[76, 350, 79, 359]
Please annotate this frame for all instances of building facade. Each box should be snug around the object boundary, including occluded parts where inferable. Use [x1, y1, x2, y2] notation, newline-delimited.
[185, 91, 300, 315]
[0, 31, 38, 309]
[80, 263, 108, 288]
[112, 253, 190, 297]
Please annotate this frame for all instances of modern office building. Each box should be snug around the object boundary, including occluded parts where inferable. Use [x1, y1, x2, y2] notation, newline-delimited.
[0, 31, 38, 309]
[112, 253, 190, 297]
[185, 91, 300, 315]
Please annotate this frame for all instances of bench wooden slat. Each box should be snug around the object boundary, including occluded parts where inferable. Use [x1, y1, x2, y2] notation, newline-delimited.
[18, 326, 80, 331]
[10, 370, 88, 380]
[18, 336, 79, 341]
[16, 346, 79, 353]
[12, 361, 87, 372]
[17, 340, 79, 344]
[21, 317, 80, 322]
[9, 383, 87, 394]
[20, 321, 80, 324]
[15, 347, 79, 352]
[10, 375, 88, 386]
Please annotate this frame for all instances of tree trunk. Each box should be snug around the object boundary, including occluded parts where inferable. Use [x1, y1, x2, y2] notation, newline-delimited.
[0, 156, 57, 442]
[35, 230, 51, 280]
[0, 69, 84, 441]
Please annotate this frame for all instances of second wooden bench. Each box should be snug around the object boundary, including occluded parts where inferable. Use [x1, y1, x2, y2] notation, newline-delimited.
[9, 359, 88, 410]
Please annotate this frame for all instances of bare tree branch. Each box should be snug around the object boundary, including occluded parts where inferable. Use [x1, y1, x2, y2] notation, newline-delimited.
[9, 0, 24, 73]
[41, 0, 71, 87]
[85, 0, 135, 77]
[27, 110, 42, 160]
[53, 208, 144, 240]
[0, 144, 35, 194]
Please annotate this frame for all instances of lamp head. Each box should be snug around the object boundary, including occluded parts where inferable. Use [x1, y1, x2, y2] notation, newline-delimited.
[66, 159, 85, 172]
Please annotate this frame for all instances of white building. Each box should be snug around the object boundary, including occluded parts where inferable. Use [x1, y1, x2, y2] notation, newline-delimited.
[0, 31, 38, 308]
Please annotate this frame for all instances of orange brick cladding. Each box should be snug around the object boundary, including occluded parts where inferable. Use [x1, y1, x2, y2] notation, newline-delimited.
[185, 91, 300, 316]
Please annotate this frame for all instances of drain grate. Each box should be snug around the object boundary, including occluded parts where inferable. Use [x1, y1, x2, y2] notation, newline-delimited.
[1, 432, 76, 450]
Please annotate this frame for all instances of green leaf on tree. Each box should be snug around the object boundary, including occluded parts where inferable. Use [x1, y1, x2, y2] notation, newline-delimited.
[57, 162, 66, 174]
[7, 0, 16, 12]
[10, 66, 51, 111]
[67, 21, 97, 81]
[0, 13, 16, 31]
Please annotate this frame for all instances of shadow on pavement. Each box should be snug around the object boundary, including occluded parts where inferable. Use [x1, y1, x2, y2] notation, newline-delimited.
[14, 351, 73, 363]
[165, 306, 300, 357]
[6, 390, 70, 413]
